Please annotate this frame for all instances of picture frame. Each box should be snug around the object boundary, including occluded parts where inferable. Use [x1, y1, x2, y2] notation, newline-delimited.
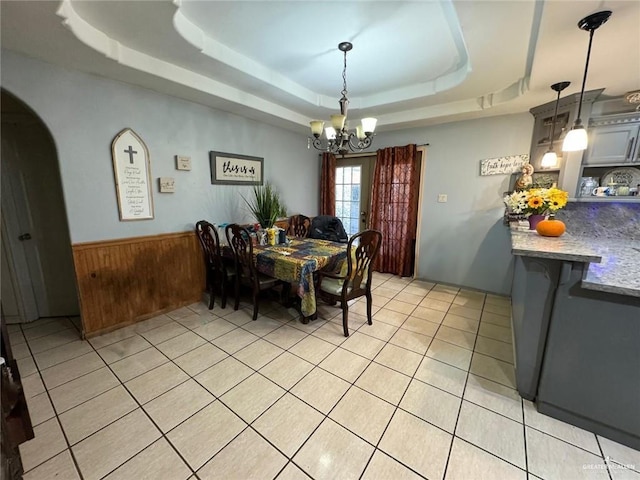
[210, 151, 263, 186]
[111, 128, 154, 221]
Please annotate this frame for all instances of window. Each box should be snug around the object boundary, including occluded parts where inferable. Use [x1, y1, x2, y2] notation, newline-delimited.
[335, 165, 361, 236]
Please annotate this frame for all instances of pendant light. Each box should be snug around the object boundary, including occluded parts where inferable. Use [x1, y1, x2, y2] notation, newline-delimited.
[562, 10, 612, 152]
[541, 81, 571, 168]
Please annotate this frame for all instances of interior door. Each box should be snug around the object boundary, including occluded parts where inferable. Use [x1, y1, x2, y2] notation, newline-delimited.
[335, 155, 375, 235]
[0, 130, 46, 322]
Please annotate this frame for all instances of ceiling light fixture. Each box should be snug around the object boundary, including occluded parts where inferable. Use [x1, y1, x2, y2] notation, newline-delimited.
[562, 10, 611, 152]
[308, 42, 377, 156]
[541, 81, 571, 168]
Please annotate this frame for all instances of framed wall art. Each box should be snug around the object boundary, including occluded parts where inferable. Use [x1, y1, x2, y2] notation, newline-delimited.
[210, 151, 263, 186]
[111, 128, 154, 220]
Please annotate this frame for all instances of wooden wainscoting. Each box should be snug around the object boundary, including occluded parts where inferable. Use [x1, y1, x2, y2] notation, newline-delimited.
[72, 231, 205, 336]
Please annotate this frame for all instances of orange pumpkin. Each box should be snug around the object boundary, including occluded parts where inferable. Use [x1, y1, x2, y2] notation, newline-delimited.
[536, 218, 566, 237]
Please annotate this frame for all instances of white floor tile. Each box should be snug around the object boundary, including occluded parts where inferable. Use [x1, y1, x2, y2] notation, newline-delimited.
[464, 374, 522, 422]
[293, 419, 374, 480]
[361, 450, 425, 480]
[445, 437, 526, 480]
[220, 373, 285, 423]
[456, 401, 526, 469]
[198, 428, 287, 480]
[355, 362, 411, 405]
[379, 409, 451, 480]
[143, 379, 215, 433]
[400, 379, 461, 433]
[523, 400, 600, 455]
[329, 386, 395, 445]
[374, 343, 422, 376]
[414, 356, 468, 397]
[253, 393, 324, 456]
[259, 351, 314, 389]
[59, 386, 137, 445]
[526, 426, 610, 480]
[72, 409, 161, 480]
[167, 401, 245, 470]
[103, 438, 191, 480]
[319, 346, 370, 382]
[22, 450, 80, 480]
[195, 356, 253, 396]
[291, 367, 350, 414]
[19, 418, 67, 473]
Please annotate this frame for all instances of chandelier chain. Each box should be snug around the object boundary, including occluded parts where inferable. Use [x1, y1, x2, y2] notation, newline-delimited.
[341, 49, 348, 99]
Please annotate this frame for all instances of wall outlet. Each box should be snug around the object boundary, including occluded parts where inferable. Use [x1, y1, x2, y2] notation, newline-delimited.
[437, 194, 448, 203]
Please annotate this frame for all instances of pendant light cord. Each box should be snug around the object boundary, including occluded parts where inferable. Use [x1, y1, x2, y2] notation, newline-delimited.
[575, 28, 595, 124]
[548, 89, 562, 149]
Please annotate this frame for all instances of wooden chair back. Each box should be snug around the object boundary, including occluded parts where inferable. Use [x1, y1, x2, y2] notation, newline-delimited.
[288, 214, 311, 238]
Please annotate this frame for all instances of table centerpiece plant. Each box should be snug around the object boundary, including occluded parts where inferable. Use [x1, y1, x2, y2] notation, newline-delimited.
[243, 182, 287, 229]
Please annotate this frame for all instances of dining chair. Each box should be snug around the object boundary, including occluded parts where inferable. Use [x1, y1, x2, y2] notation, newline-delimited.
[288, 214, 311, 238]
[316, 229, 382, 336]
[195, 220, 235, 309]
[225, 223, 283, 320]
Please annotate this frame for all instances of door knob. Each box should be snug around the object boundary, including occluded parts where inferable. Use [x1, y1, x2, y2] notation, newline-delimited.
[18, 233, 31, 241]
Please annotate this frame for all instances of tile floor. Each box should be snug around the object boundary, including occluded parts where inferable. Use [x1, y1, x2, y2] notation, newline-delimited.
[7, 274, 640, 480]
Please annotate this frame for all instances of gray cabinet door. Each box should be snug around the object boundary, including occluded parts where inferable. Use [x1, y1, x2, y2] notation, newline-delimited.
[583, 123, 640, 166]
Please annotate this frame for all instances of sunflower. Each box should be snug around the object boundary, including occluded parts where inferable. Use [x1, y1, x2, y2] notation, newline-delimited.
[527, 196, 544, 209]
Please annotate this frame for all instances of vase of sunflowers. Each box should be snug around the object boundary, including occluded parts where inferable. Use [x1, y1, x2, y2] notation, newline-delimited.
[503, 187, 569, 230]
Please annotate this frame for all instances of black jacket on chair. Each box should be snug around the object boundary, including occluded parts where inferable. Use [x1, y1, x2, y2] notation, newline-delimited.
[309, 216, 348, 243]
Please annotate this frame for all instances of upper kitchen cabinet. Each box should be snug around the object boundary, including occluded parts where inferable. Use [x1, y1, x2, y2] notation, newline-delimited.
[582, 112, 640, 166]
[528, 89, 603, 174]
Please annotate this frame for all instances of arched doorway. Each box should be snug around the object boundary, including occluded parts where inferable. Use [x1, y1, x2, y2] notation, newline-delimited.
[1, 89, 79, 325]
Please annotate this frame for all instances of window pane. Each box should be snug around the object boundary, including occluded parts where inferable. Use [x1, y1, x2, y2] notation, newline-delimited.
[343, 185, 352, 201]
[352, 167, 361, 183]
[344, 167, 352, 184]
[336, 167, 344, 184]
[350, 202, 360, 218]
[336, 185, 343, 201]
[351, 184, 360, 201]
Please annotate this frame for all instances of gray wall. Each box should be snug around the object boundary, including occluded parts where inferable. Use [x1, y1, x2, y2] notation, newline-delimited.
[1, 51, 319, 243]
[2, 50, 534, 295]
[375, 113, 534, 294]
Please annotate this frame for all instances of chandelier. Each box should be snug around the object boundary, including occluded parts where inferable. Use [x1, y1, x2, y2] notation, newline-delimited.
[308, 42, 377, 155]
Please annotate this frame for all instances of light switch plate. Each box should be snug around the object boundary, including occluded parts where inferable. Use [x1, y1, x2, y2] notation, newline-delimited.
[175, 155, 191, 170]
[438, 194, 448, 203]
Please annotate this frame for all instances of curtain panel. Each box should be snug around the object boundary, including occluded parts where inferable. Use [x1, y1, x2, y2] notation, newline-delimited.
[320, 152, 336, 216]
[370, 144, 420, 276]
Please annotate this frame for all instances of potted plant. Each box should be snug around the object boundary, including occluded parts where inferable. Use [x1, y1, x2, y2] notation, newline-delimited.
[243, 182, 286, 229]
[504, 186, 568, 233]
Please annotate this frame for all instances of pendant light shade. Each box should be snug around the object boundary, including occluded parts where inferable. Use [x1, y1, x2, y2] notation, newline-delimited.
[562, 127, 588, 152]
[562, 10, 611, 152]
[542, 81, 571, 168]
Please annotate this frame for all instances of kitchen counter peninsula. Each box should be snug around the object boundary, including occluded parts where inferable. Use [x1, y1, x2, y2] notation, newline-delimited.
[510, 231, 640, 297]
[509, 229, 640, 451]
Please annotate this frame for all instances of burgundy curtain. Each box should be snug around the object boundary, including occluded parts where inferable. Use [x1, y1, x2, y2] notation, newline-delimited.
[320, 152, 336, 216]
[370, 144, 420, 276]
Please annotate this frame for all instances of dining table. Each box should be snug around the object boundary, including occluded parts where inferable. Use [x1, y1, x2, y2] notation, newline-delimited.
[252, 237, 348, 319]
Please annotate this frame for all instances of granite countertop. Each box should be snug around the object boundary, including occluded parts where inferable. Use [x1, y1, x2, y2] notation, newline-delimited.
[510, 229, 640, 298]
